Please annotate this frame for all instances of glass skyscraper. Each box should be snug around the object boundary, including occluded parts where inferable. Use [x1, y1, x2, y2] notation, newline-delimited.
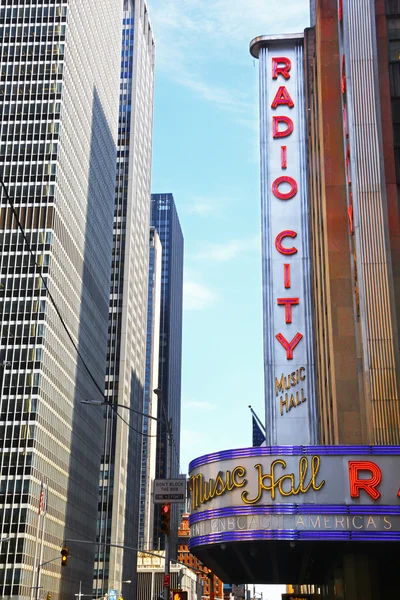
[93, 1, 155, 599]
[150, 193, 184, 555]
[0, 1, 122, 599]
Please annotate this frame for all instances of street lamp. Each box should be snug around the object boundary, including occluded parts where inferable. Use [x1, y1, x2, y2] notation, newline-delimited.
[0, 535, 12, 554]
[81, 400, 159, 423]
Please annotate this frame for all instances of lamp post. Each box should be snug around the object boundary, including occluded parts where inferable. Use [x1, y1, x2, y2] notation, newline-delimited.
[81, 392, 175, 600]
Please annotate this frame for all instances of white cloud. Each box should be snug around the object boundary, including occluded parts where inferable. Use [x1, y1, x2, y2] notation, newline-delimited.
[183, 400, 217, 411]
[194, 235, 260, 261]
[187, 202, 215, 216]
[185, 195, 234, 217]
[148, 0, 309, 121]
[150, 0, 308, 45]
[183, 280, 219, 311]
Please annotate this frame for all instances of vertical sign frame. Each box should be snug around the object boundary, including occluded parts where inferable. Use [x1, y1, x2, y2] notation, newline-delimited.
[252, 34, 318, 445]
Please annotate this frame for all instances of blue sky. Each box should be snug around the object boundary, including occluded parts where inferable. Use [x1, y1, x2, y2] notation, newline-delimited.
[147, 0, 310, 475]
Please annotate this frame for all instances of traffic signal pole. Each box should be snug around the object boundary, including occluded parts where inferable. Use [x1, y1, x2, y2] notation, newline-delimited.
[164, 417, 173, 600]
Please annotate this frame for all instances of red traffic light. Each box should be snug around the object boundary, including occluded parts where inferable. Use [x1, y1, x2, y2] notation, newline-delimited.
[160, 503, 171, 535]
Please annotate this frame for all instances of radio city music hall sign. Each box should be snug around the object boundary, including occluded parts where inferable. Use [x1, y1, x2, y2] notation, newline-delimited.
[256, 35, 317, 445]
[188, 448, 400, 543]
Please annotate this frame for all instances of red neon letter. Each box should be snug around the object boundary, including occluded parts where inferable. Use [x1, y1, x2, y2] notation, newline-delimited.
[341, 54, 346, 94]
[348, 461, 382, 501]
[284, 264, 291, 288]
[272, 57, 291, 80]
[281, 146, 287, 169]
[273, 116, 294, 138]
[276, 333, 303, 360]
[272, 176, 298, 200]
[271, 86, 294, 109]
[275, 230, 298, 255]
[277, 298, 299, 324]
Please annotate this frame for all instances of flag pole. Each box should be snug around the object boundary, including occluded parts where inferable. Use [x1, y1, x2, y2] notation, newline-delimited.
[36, 481, 48, 600]
[31, 483, 43, 600]
[248, 405, 266, 433]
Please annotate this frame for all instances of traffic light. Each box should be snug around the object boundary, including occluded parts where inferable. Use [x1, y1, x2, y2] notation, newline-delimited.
[160, 503, 171, 535]
[60, 545, 69, 567]
[172, 591, 188, 600]
[46, 594, 51, 600]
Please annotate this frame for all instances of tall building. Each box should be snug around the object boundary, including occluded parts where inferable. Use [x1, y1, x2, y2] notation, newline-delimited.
[93, 1, 155, 599]
[239, 0, 400, 597]
[0, 1, 122, 599]
[138, 227, 162, 550]
[306, 0, 400, 446]
[303, 1, 400, 593]
[150, 193, 184, 553]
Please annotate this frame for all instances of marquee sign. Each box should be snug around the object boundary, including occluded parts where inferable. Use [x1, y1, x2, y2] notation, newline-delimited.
[188, 446, 400, 548]
[254, 34, 317, 445]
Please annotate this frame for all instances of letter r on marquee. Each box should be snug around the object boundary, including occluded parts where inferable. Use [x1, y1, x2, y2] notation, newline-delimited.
[272, 57, 292, 80]
[348, 461, 382, 500]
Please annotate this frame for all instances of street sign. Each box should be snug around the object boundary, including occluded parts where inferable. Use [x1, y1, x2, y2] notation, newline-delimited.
[109, 590, 117, 600]
[163, 575, 170, 587]
[154, 479, 186, 503]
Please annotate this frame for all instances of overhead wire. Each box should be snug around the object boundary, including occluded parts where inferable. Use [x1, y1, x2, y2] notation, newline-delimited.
[0, 178, 156, 441]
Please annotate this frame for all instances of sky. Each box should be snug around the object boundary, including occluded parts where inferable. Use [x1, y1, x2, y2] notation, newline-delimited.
[147, 0, 310, 479]
[146, 0, 310, 595]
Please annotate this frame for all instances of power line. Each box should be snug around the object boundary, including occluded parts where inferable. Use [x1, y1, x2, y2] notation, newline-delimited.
[0, 179, 157, 443]
[0, 178, 105, 400]
[111, 405, 157, 438]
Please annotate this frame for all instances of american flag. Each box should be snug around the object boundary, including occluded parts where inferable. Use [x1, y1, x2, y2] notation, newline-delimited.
[38, 482, 47, 515]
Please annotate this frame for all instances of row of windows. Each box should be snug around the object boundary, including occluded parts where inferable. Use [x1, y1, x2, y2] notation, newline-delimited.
[0, 230, 51, 244]
[0, 183, 55, 198]
[1, 101, 61, 117]
[0, 164, 56, 180]
[2, 44, 65, 60]
[2, 62, 63, 77]
[0, 5, 67, 19]
[0, 296, 48, 312]
[0, 24, 66, 37]
[1, 121, 60, 139]
[0, 82, 62, 98]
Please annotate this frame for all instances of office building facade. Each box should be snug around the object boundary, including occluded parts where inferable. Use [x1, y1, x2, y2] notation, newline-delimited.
[150, 193, 184, 554]
[0, 1, 122, 599]
[93, 1, 155, 599]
